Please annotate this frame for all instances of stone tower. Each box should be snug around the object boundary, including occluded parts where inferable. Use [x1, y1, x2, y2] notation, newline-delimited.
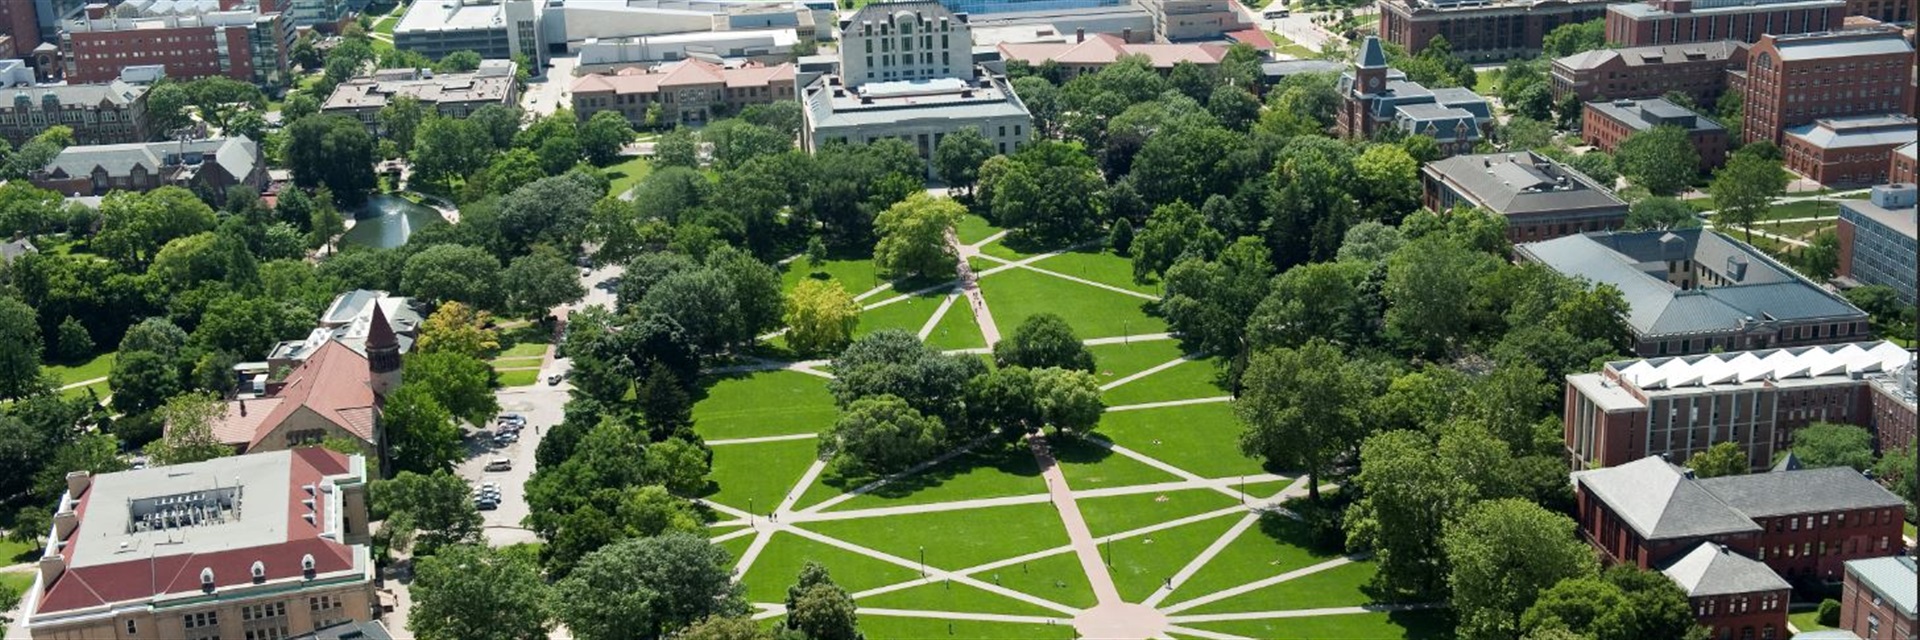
[366, 303, 401, 397]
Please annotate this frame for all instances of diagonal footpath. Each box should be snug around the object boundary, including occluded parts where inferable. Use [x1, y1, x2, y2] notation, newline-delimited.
[1164, 625, 1258, 640]
[1167, 602, 1444, 623]
[1105, 396, 1234, 412]
[1141, 477, 1308, 608]
[707, 433, 817, 446]
[916, 293, 961, 340]
[799, 437, 995, 514]
[948, 229, 1003, 346]
[1100, 354, 1204, 391]
[1012, 262, 1161, 301]
[1159, 556, 1359, 614]
[1028, 434, 1123, 606]
[778, 459, 830, 515]
[783, 525, 1083, 615]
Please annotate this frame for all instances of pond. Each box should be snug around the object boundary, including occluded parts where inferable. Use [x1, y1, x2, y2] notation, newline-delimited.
[339, 194, 446, 249]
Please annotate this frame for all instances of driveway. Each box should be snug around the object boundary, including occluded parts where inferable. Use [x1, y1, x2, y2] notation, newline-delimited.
[520, 54, 580, 118]
[454, 383, 568, 548]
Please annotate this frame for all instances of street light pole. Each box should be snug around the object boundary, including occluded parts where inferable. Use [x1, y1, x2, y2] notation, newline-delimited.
[920, 546, 927, 577]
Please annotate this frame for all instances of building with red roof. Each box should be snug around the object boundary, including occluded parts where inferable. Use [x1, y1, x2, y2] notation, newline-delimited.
[21, 449, 376, 640]
[996, 31, 1228, 80]
[571, 59, 797, 126]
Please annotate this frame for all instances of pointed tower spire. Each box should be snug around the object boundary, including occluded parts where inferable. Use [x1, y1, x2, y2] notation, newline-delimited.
[366, 302, 401, 397]
[1358, 35, 1389, 69]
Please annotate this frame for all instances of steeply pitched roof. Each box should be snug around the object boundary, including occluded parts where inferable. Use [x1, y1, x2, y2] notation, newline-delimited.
[0, 238, 36, 263]
[1357, 35, 1387, 68]
[1659, 542, 1791, 597]
[1697, 466, 1906, 518]
[246, 340, 377, 447]
[1771, 452, 1803, 472]
[40, 137, 260, 183]
[1573, 456, 1761, 540]
[1845, 556, 1917, 618]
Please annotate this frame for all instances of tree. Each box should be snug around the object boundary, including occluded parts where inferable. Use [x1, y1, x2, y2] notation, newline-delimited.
[549, 533, 747, 640]
[0, 298, 43, 401]
[95, 187, 218, 267]
[1032, 367, 1105, 435]
[417, 302, 501, 359]
[933, 128, 993, 192]
[412, 116, 493, 187]
[307, 189, 346, 252]
[1443, 498, 1596, 640]
[1597, 565, 1710, 640]
[1542, 19, 1606, 57]
[282, 92, 320, 122]
[819, 394, 945, 475]
[872, 192, 963, 279]
[1248, 260, 1370, 352]
[1685, 441, 1750, 478]
[8, 505, 50, 550]
[785, 278, 861, 357]
[1161, 236, 1275, 356]
[150, 392, 233, 465]
[636, 363, 694, 439]
[782, 563, 863, 640]
[1132, 201, 1224, 283]
[372, 470, 484, 554]
[1345, 430, 1472, 602]
[1625, 197, 1701, 230]
[681, 616, 774, 640]
[644, 436, 710, 496]
[286, 115, 377, 204]
[470, 104, 524, 150]
[829, 330, 985, 427]
[404, 351, 500, 426]
[580, 110, 637, 165]
[409, 544, 551, 640]
[1788, 423, 1876, 471]
[403, 244, 503, 309]
[994, 313, 1093, 372]
[1384, 235, 1500, 357]
[437, 50, 483, 73]
[702, 120, 792, 171]
[1616, 126, 1701, 196]
[654, 129, 700, 169]
[108, 350, 183, 416]
[384, 386, 462, 474]
[1238, 340, 1366, 501]
[1874, 443, 1917, 507]
[378, 96, 428, 155]
[502, 251, 587, 316]
[1708, 152, 1789, 243]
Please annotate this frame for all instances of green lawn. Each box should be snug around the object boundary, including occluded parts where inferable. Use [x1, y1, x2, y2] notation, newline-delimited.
[1102, 357, 1229, 406]
[959, 548, 1096, 610]
[1097, 402, 1267, 479]
[978, 237, 1044, 261]
[1263, 30, 1320, 59]
[1179, 610, 1457, 640]
[1, 537, 41, 564]
[703, 437, 820, 514]
[495, 340, 549, 359]
[783, 255, 884, 296]
[856, 293, 950, 340]
[1052, 436, 1180, 491]
[809, 446, 1046, 512]
[693, 370, 839, 440]
[739, 531, 924, 603]
[801, 502, 1070, 572]
[1076, 489, 1241, 539]
[1179, 560, 1378, 613]
[495, 369, 539, 387]
[923, 299, 987, 351]
[601, 155, 652, 198]
[1107, 514, 1243, 602]
[717, 532, 757, 562]
[1162, 513, 1344, 607]
[858, 578, 1069, 616]
[1790, 611, 1832, 633]
[1088, 340, 1189, 385]
[954, 214, 1004, 245]
[1026, 248, 1160, 295]
[1903, 520, 1915, 539]
[1, 570, 36, 595]
[857, 616, 1075, 640]
[980, 268, 1165, 340]
[46, 351, 115, 387]
[1759, 199, 1839, 221]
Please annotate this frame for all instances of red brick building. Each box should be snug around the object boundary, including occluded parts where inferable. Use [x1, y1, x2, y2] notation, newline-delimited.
[1839, 556, 1916, 640]
[59, 6, 292, 88]
[1846, 0, 1913, 23]
[1737, 28, 1915, 145]
[1606, 0, 1846, 48]
[1378, 0, 1613, 61]
[1583, 97, 1731, 171]
[1783, 114, 1918, 187]
[1423, 151, 1628, 242]
[1660, 542, 1793, 640]
[1890, 142, 1916, 184]
[1550, 40, 1747, 105]
[1865, 363, 1916, 455]
[0, 0, 41, 59]
[1337, 37, 1494, 156]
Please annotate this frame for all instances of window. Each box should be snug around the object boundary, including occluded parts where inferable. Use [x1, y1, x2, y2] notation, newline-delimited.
[127, 620, 138, 636]
[185, 611, 221, 640]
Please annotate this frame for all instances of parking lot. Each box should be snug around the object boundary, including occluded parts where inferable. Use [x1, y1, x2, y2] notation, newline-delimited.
[454, 382, 568, 547]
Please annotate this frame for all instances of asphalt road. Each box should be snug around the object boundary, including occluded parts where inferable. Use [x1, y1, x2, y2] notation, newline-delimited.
[520, 54, 580, 118]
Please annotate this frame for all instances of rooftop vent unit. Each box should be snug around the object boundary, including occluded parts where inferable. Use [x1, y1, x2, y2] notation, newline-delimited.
[199, 567, 215, 591]
[250, 561, 266, 583]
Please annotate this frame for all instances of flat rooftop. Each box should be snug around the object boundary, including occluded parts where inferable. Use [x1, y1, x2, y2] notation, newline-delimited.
[1586, 97, 1724, 133]
[322, 65, 517, 110]
[1785, 114, 1918, 150]
[68, 454, 293, 567]
[1423, 151, 1625, 215]
[396, 0, 505, 33]
[804, 71, 1030, 129]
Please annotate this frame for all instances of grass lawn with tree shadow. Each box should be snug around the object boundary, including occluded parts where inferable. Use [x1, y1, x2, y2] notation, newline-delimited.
[1101, 357, 1230, 406]
[1107, 514, 1243, 602]
[856, 292, 951, 340]
[807, 446, 1045, 512]
[601, 155, 652, 197]
[1161, 512, 1345, 607]
[857, 616, 1076, 640]
[857, 577, 1070, 616]
[954, 214, 1005, 245]
[1177, 559, 1379, 613]
[45, 351, 115, 387]
[1097, 403, 1267, 478]
[693, 370, 838, 440]
[800, 502, 1070, 573]
[1176, 609, 1457, 639]
[702, 437, 820, 514]
[1027, 248, 1161, 295]
[962, 548, 1096, 610]
[1052, 436, 1180, 490]
[1087, 340, 1190, 386]
[738, 531, 925, 603]
[1076, 489, 1242, 539]
[783, 254, 884, 296]
[922, 298, 987, 351]
[980, 268, 1165, 340]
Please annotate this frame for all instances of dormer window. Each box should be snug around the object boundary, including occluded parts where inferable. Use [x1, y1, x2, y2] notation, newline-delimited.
[250, 561, 266, 582]
[199, 567, 215, 591]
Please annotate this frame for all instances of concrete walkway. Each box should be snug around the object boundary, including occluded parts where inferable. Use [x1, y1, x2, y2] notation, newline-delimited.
[947, 229, 1002, 346]
[1028, 435, 1122, 605]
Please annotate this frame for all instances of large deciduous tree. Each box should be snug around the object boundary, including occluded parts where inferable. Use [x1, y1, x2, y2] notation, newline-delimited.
[372, 470, 484, 554]
[0, 298, 44, 401]
[933, 127, 993, 194]
[1788, 423, 1876, 471]
[416, 302, 500, 359]
[820, 394, 946, 475]
[409, 544, 551, 640]
[994, 313, 1093, 372]
[1684, 441, 1750, 478]
[403, 351, 500, 426]
[872, 192, 963, 279]
[383, 385, 462, 474]
[402, 244, 503, 309]
[1615, 125, 1700, 196]
[1708, 152, 1788, 243]
[286, 115, 378, 205]
[549, 533, 747, 640]
[580, 110, 637, 166]
[1237, 339, 1366, 501]
[784, 279, 861, 357]
[781, 562, 863, 640]
[1443, 498, 1596, 640]
[151, 392, 233, 465]
[502, 251, 587, 316]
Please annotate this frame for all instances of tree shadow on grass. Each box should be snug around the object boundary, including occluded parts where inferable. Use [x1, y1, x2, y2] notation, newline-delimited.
[1048, 434, 1118, 467]
[815, 444, 1038, 501]
[1389, 608, 1459, 640]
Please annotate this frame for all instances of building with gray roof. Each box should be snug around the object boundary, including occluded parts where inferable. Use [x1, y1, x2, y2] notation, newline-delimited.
[1784, 115, 1919, 187]
[0, 80, 149, 146]
[1659, 542, 1793, 640]
[321, 62, 520, 134]
[1583, 97, 1730, 171]
[1837, 184, 1917, 306]
[1840, 556, 1916, 640]
[1517, 229, 1869, 357]
[1337, 37, 1492, 157]
[29, 136, 266, 204]
[1422, 150, 1629, 243]
[0, 238, 36, 264]
[1550, 40, 1747, 105]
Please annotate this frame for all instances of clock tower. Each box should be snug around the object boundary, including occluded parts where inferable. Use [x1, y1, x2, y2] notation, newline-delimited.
[1353, 36, 1390, 97]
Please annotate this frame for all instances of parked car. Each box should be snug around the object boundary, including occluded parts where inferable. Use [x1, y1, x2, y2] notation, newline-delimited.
[547, 373, 565, 386]
[497, 413, 526, 425]
[484, 458, 513, 472]
[474, 497, 499, 510]
[493, 432, 519, 445]
[498, 423, 523, 434]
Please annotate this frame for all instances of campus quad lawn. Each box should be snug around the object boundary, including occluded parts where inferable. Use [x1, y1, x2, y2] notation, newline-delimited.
[1076, 489, 1240, 539]
[1051, 436, 1179, 490]
[855, 292, 949, 340]
[857, 577, 1070, 616]
[960, 547, 1097, 610]
[1096, 403, 1267, 478]
[954, 214, 1004, 245]
[495, 369, 540, 387]
[1161, 512, 1344, 607]
[1025, 248, 1161, 296]
[1087, 340, 1189, 387]
[1, 537, 40, 563]
[808, 446, 1046, 512]
[739, 531, 924, 603]
[922, 297, 987, 351]
[1178, 559, 1379, 613]
[978, 237, 1044, 261]
[980, 268, 1165, 340]
[856, 616, 1076, 640]
[782, 255, 883, 296]
[703, 437, 820, 514]
[1101, 357, 1230, 406]
[1178, 609, 1458, 640]
[800, 502, 1071, 572]
[716, 531, 757, 562]
[692, 370, 838, 440]
[45, 352, 115, 387]
[1107, 514, 1243, 602]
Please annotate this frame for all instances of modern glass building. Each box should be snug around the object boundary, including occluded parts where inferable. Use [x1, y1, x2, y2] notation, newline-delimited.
[1837, 184, 1918, 305]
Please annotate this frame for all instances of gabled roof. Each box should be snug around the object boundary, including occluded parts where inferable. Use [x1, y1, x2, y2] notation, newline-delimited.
[1697, 466, 1906, 518]
[997, 34, 1227, 68]
[1574, 456, 1761, 540]
[1659, 542, 1791, 597]
[0, 238, 36, 263]
[39, 137, 260, 183]
[211, 340, 378, 448]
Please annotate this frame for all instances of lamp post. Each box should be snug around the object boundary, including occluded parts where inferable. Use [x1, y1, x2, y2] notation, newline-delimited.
[749, 497, 755, 526]
[920, 546, 927, 577]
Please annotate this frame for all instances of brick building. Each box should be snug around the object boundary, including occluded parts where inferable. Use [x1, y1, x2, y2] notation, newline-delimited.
[1839, 556, 1917, 640]
[1137, 0, 1246, 41]
[1574, 455, 1907, 581]
[1783, 114, 1919, 187]
[997, 31, 1227, 80]
[31, 136, 267, 203]
[1583, 97, 1731, 171]
[1835, 183, 1917, 306]
[1605, 0, 1846, 48]
[1846, 0, 1912, 22]
[20, 449, 377, 640]
[1551, 40, 1747, 105]
[0, 0, 42, 59]
[1337, 37, 1493, 155]
[1422, 151, 1627, 242]
[1893, 142, 1917, 184]
[1562, 342, 1911, 471]
[1377, 0, 1613, 61]
[0, 81, 150, 146]
[321, 61, 519, 133]
[571, 60, 796, 127]
[59, 7, 292, 88]
[1865, 362, 1915, 456]
[1659, 542, 1793, 640]
[1737, 28, 1915, 145]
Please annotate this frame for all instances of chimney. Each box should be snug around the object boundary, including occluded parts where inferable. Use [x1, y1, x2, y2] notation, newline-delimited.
[1076, 27, 1085, 43]
[239, 399, 247, 417]
[53, 509, 77, 540]
[1123, 27, 1133, 42]
[39, 554, 65, 586]
[64, 471, 90, 499]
